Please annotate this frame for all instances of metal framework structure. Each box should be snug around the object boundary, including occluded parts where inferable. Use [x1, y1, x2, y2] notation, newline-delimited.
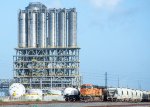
[13, 48, 81, 90]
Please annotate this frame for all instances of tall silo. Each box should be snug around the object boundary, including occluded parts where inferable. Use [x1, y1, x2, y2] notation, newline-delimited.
[38, 12, 46, 48]
[68, 9, 77, 47]
[26, 2, 47, 48]
[48, 9, 56, 47]
[18, 11, 27, 48]
[28, 12, 37, 48]
[58, 9, 66, 47]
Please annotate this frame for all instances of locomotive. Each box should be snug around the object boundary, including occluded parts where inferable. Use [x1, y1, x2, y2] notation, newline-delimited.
[80, 84, 106, 101]
[63, 84, 150, 102]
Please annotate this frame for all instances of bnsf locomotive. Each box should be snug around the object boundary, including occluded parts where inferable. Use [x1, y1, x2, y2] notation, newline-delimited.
[64, 84, 150, 102]
[80, 84, 106, 101]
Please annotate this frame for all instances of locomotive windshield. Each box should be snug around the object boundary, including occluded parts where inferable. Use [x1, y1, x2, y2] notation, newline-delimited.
[81, 85, 92, 89]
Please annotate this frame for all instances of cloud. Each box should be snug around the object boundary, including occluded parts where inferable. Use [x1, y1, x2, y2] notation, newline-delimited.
[89, 0, 122, 10]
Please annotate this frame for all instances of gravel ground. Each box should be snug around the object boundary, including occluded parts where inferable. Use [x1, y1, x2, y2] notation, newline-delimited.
[1, 102, 150, 107]
[36, 102, 150, 107]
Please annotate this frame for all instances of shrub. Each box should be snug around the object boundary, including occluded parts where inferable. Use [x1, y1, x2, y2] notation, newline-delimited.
[36, 99, 41, 102]
[52, 99, 58, 101]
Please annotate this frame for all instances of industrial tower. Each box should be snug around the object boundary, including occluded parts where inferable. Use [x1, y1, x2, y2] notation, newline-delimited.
[13, 2, 81, 90]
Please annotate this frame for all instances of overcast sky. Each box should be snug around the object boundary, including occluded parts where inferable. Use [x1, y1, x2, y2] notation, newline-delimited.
[0, 0, 150, 90]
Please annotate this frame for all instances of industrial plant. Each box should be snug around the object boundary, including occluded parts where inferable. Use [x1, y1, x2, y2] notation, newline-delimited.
[13, 2, 82, 90]
[1, 2, 150, 107]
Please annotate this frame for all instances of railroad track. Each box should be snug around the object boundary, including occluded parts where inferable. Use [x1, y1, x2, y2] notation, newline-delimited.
[1, 101, 150, 107]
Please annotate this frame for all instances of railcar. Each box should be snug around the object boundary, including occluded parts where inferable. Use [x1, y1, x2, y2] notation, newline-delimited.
[107, 88, 143, 102]
[148, 92, 150, 101]
[142, 91, 149, 102]
[63, 87, 80, 101]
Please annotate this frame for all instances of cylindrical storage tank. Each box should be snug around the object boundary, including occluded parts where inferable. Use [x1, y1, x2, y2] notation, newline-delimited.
[27, 89, 43, 96]
[18, 11, 27, 48]
[58, 9, 66, 47]
[9, 83, 25, 98]
[25, 89, 43, 100]
[28, 12, 37, 48]
[48, 10, 56, 47]
[38, 12, 46, 48]
[68, 9, 77, 47]
[47, 89, 62, 95]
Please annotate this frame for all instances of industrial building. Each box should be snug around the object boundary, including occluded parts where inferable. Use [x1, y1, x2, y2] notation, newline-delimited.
[13, 2, 82, 90]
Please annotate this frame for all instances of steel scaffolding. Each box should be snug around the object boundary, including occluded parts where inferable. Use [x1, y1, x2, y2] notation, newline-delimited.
[13, 47, 81, 90]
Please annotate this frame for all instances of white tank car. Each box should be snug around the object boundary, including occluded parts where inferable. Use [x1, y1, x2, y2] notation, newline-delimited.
[64, 87, 80, 101]
[64, 87, 79, 96]
[9, 83, 25, 98]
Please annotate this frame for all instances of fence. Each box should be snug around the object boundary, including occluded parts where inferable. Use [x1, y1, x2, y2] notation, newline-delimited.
[0, 95, 65, 102]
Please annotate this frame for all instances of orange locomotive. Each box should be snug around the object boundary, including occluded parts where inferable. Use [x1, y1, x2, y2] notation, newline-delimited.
[80, 84, 105, 101]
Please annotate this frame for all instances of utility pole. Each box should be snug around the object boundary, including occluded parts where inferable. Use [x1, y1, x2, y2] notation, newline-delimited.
[105, 72, 108, 100]
[118, 76, 120, 87]
[138, 80, 141, 90]
[105, 72, 107, 88]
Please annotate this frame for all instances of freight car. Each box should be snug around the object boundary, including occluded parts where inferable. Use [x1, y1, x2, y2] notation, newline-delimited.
[63, 87, 80, 101]
[148, 92, 150, 101]
[107, 88, 143, 102]
[142, 91, 150, 102]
